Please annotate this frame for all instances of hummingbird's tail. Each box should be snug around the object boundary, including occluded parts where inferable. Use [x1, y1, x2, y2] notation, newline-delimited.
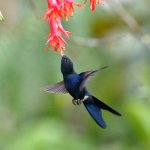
[83, 96, 121, 128]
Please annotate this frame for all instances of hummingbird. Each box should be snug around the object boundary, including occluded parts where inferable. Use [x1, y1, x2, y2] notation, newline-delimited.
[43, 55, 121, 128]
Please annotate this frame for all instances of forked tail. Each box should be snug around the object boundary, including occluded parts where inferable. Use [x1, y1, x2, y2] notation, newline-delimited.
[83, 96, 121, 128]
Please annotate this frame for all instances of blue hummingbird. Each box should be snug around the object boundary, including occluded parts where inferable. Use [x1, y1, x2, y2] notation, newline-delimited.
[43, 55, 121, 128]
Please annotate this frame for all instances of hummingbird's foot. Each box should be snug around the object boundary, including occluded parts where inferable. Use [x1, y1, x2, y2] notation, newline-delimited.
[72, 96, 90, 105]
[72, 99, 82, 105]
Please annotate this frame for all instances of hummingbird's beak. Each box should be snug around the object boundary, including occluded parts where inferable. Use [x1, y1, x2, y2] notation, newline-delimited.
[60, 50, 64, 57]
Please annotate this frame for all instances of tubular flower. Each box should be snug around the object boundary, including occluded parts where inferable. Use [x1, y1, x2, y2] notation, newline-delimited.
[63, 0, 83, 21]
[45, 17, 70, 56]
[46, 33, 66, 56]
[43, 0, 82, 56]
[43, 0, 63, 21]
[42, 0, 104, 56]
[55, 17, 71, 38]
[90, 0, 101, 11]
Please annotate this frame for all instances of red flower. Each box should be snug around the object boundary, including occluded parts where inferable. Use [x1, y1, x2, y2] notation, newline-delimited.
[63, 0, 83, 21]
[46, 33, 66, 56]
[43, 0, 90, 56]
[90, 0, 101, 11]
[55, 17, 71, 38]
[45, 17, 70, 56]
[43, 0, 63, 21]
[42, 0, 104, 55]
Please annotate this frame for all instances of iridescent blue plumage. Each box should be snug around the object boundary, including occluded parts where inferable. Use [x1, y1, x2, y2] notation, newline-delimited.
[43, 55, 121, 128]
[84, 99, 106, 128]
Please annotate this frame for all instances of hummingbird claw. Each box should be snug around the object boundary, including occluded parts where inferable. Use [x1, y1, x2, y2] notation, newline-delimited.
[72, 99, 82, 105]
[72, 99, 76, 105]
[72, 96, 89, 105]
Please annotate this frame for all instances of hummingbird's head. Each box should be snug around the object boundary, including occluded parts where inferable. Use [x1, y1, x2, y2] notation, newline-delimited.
[61, 55, 74, 75]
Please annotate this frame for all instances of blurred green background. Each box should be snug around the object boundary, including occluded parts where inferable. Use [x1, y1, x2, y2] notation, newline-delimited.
[0, 0, 150, 150]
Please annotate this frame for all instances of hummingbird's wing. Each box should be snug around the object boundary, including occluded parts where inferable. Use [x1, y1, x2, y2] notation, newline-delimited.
[79, 70, 98, 91]
[79, 66, 108, 91]
[42, 81, 68, 94]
